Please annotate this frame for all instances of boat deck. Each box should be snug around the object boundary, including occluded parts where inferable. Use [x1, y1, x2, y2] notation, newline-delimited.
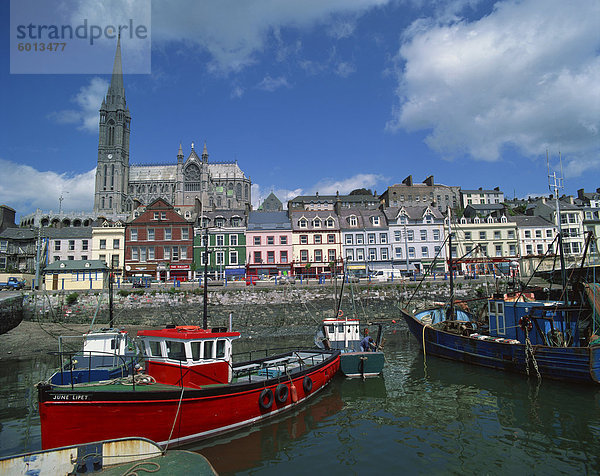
[48, 351, 332, 391]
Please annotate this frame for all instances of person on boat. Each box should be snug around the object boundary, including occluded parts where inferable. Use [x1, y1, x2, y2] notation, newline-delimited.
[360, 328, 376, 352]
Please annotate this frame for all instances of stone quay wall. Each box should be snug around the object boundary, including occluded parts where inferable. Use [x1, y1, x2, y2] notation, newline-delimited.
[23, 280, 498, 333]
[0, 296, 24, 334]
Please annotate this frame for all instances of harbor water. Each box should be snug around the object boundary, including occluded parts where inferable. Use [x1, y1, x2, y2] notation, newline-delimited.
[1, 325, 599, 475]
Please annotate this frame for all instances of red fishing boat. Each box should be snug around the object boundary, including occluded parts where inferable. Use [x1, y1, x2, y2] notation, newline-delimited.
[38, 325, 340, 450]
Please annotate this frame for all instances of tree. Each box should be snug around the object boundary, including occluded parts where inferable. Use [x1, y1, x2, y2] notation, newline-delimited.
[349, 188, 373, 196]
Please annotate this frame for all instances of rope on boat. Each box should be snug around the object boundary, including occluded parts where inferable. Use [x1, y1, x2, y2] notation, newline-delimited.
[163, 384, 186, 453]
[525, 337, 541, 380]
[121, 460, 161, 475]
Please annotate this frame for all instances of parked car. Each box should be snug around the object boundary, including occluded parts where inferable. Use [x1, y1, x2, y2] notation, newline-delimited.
[0, 277, 26, 290]
[278, 276, 296, 285]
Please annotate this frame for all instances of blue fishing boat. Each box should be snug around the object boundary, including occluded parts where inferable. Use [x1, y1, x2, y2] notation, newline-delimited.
[402, 229, 600, 384]
[48, 328, 139, 386]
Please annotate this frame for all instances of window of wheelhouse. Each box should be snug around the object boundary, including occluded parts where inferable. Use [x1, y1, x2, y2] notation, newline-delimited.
[203, 340, 214, 359]
[216, 339, 226, 358]
[191, 341, 202, 361]
[148, 340, 162, 357]
[166, 340, 186, 360]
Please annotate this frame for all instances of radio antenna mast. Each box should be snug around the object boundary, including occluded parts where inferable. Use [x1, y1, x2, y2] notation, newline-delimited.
[547, 150, 567, 297]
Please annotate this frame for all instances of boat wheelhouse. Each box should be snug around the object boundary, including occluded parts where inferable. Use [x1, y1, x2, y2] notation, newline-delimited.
[317, 318, 384, 378]
[137, 326, 240, 387]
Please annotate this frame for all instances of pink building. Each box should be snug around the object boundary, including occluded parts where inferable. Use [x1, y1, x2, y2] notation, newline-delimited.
[245, 211, 293, 277]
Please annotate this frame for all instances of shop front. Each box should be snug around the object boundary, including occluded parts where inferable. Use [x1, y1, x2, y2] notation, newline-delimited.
[169, 264, 191, 282]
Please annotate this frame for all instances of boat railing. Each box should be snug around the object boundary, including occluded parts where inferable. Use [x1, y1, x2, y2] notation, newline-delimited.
[232, 348, 331, 382]
[47, 350, 139, 390]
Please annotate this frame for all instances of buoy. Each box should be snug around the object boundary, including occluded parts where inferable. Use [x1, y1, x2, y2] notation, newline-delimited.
[290, 382, 298, 403]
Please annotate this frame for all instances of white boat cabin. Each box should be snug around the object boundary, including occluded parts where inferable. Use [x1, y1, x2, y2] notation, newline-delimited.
[321, 318, 362, 351]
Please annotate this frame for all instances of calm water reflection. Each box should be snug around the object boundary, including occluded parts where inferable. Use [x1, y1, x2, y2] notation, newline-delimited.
[1, 327, 599, 475]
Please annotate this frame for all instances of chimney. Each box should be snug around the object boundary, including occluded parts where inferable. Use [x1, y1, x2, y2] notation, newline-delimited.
[423, 175, 434, 186]
[577, 188, 585, 200]
[402, 175, 413, 186]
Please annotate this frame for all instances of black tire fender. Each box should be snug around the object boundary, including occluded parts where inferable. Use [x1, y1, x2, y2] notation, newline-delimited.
[303, 376, 313, 394]
[275, 383, 289, 404]
[259, 388, 274, 410]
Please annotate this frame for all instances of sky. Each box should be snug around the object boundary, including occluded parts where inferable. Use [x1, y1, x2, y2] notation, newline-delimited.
[1, 0, 599, 220]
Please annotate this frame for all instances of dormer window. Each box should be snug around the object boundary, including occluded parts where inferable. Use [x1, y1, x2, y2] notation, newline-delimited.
[312, 218, 321, 228]
[326, 218, 334, 228]
[298, 218, 308, 228]
[349, 216, 358, 227]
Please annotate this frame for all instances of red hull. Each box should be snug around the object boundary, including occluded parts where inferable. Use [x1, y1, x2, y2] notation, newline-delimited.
[38, 354, 340, 450]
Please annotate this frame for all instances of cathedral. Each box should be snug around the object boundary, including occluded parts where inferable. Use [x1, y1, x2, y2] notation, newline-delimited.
[94, 37, 252, 220]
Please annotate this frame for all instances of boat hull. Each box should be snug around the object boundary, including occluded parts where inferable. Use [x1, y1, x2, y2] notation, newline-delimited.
[0, 437, 216, 475]
[38, 351, 340, 450]
[401, 309, 600, 384]
[339, 352, 384, 378]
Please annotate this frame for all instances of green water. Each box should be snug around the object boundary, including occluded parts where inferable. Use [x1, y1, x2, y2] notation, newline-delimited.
[1, 327, 599, 474]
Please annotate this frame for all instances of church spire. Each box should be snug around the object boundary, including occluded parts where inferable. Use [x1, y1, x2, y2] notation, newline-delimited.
[108, 34, 125, 100]
[202, 142, 209, 163]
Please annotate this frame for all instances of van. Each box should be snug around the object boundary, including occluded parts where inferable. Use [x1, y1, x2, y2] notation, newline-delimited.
[371, 269, 401, 282]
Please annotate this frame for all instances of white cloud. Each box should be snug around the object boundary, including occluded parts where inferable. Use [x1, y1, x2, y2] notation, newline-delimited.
[387, 0, 600, 175]
[311, 173, 386, 195]
[252, 173, 386, 209]
[257, 75, 291, 92]
[149, 0, 390, 74]
[48, 77, 108, 133]
[0, 159, 95, 216]
[251, 184, 303, 210]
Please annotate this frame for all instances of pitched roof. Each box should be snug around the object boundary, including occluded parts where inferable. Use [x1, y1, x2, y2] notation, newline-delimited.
[44, 260, 109, 272]
[247, 211, 291, 230]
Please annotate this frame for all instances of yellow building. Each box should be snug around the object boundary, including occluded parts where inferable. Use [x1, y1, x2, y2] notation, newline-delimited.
[43, 260, 109, 291]
[92, 220, 126, 278]
[448, 215, 519, 275]
[290, 211, 342, 276]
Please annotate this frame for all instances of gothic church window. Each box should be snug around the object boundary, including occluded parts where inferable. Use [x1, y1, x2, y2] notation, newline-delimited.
[236, 183, 242, 198]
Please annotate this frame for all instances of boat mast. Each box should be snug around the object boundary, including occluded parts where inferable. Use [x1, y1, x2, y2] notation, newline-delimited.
[447, 207, 454, 319]
[202, 229, 209, 330]
[108, 269, 114, 328]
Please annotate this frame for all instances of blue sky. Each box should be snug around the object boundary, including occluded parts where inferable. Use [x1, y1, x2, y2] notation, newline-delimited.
[1, 0, 599, 219]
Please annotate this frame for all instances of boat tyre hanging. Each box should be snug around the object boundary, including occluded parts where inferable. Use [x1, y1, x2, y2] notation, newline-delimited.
[275, 384, 289, 404]
[259, 388, 274, 410]
[303, 376, 313, 394]
[519, 316, 533, 333]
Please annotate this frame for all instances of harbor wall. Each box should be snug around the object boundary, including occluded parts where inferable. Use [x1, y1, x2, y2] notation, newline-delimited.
[23, 280, 496, 331]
